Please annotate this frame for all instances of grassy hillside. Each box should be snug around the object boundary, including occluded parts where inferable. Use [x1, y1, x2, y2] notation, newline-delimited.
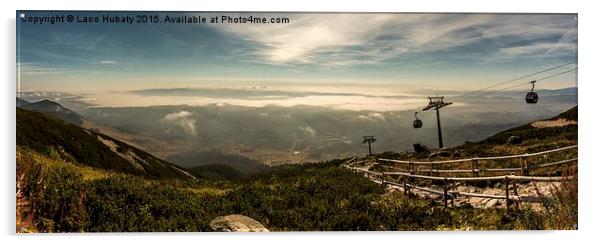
[17, 108, 194, 180]
[457, 106, 577, 156]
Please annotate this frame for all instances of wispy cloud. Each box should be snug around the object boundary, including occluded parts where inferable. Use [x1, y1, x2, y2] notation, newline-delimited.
[17, 62, 81, 75]
[495, 28, 576, 60]
[97, 60, 118, 65]
[216, 14, 576, 66]
[358, 112, 386, 121]
[85, 35, 104, 52]
[499, 42, 574, 57]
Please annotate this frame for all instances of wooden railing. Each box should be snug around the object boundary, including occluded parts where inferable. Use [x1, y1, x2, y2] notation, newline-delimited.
[344, 145, 578, 210]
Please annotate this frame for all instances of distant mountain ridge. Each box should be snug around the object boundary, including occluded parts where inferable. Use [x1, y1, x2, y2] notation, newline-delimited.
[20, 99, 84, 125]
[16, 97, 30, 106]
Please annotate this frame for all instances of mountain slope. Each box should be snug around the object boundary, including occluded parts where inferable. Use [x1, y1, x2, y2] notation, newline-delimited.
[21, 99, 84, 125]
[550, 106, 577, 121]
[17, 108, 195, 180]
[423, 105, 578, 159]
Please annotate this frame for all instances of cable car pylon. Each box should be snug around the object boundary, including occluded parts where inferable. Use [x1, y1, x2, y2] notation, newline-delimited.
[423, 96, 452, 149]
[362, 136, 377, 156]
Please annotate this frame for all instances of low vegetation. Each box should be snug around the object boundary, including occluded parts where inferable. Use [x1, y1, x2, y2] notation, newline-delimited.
[17, 149, 577, 232]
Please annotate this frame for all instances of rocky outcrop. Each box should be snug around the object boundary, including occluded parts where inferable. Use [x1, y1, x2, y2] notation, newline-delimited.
[209, 214, 269, 232]
[429, 148, 451, 158]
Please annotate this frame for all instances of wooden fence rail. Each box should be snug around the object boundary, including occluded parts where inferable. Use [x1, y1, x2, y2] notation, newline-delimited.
[383, 171, 575, 182]
[377, 145, 577, 165]
[379, 158, 577, 176]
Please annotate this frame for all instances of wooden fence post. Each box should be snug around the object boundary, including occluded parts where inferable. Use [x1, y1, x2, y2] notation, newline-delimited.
[403, 175, 410, 197]
[472, 159, 479, 177]
[512, 180, 520, 209]
[402, 175, 406, 194]
[430, 162, 435, 186]
[521, 156, 530, 176]
[443, 178, 448, 208]
[430, 162, 434, 176]
[505, 176, 510, 212]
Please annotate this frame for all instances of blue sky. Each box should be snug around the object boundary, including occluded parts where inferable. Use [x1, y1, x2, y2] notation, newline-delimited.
[17, 12, 577, 92]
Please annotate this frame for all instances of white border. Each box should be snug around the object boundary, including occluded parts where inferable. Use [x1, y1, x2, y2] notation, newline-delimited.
[2, 0, 601, 243]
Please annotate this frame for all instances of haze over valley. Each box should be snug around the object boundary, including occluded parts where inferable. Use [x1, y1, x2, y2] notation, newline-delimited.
[17, 85, 576, 172]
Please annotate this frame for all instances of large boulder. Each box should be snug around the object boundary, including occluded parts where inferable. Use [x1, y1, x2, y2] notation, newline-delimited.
[209, 214, 269, 232]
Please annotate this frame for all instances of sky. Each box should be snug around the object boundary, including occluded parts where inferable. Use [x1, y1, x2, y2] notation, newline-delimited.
[17, 12, 577, 93]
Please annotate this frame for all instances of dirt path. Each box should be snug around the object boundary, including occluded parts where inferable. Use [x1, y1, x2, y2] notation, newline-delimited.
[531, 118, 576, 128]
[356, 165, 562, 209]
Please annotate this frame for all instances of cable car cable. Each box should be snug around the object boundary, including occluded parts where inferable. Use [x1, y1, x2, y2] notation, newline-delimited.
[453, 62, 576, 102]
[406, 63, 576, 128]
[453, 61, 575, 99]
[471, 68, 577, 97]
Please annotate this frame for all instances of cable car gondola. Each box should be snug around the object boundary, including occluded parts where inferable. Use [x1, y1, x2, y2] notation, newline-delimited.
[413, 112, 423, 128]
[525, 80, 538, 104]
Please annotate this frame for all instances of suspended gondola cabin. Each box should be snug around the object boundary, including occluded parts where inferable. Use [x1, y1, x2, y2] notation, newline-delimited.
[526, 80, 539, 104]
[413, 112, 423, 128]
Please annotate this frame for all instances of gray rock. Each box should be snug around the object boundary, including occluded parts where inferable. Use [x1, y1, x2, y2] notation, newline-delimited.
[485, 199, 500, 208]
[209, 214, 269, 232]
[506, 136, 523, 144]
[429, 148, 451, 158]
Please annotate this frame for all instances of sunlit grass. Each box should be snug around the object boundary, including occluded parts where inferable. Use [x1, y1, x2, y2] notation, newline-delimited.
[17, 146, 117, 181]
